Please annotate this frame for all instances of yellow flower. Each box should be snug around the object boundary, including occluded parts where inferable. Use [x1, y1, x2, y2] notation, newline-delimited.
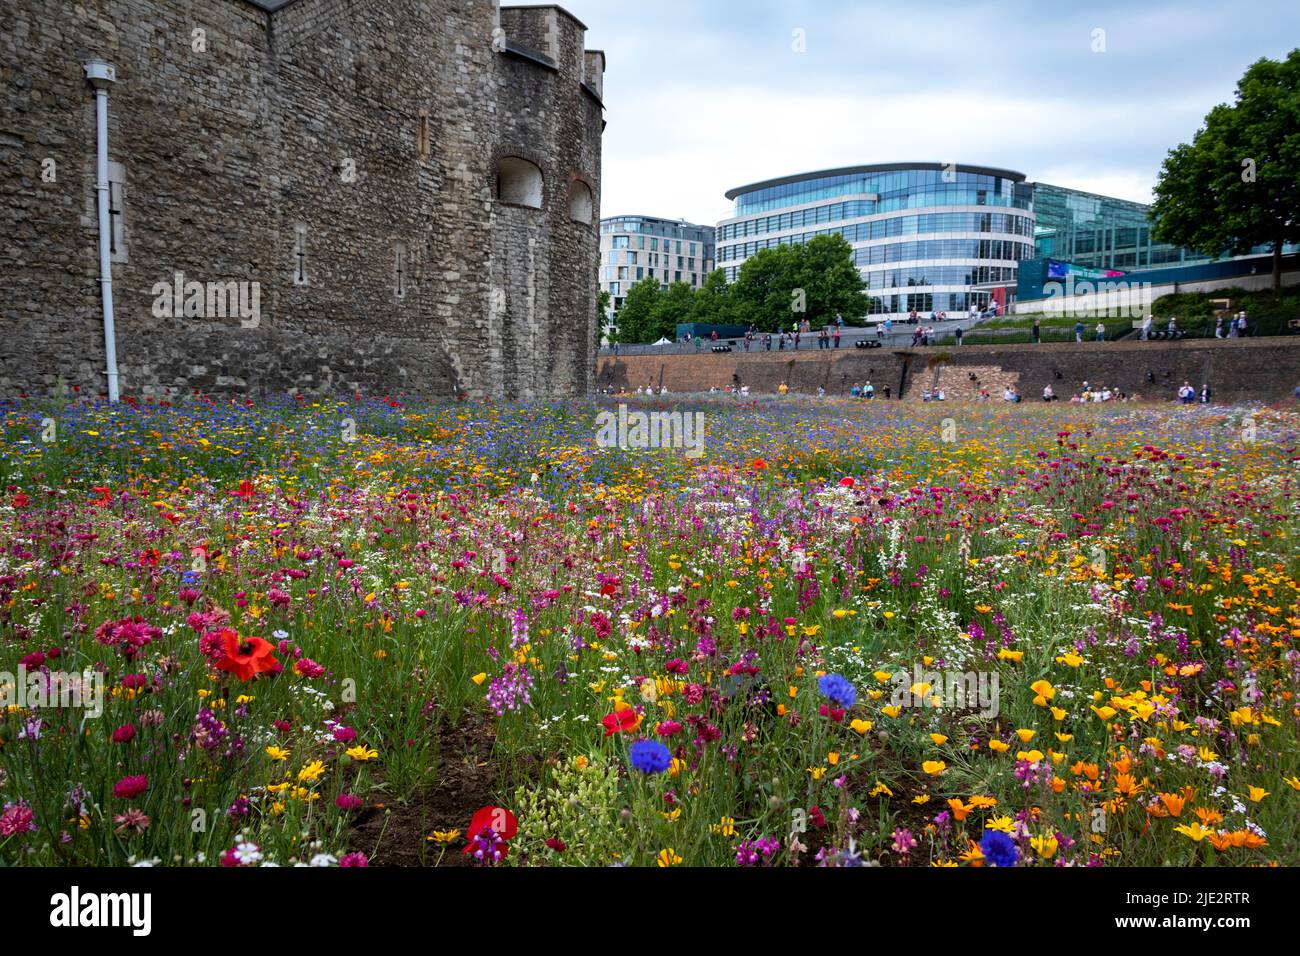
[1284, 776, 1300, 792]
[428, 829, 462, 844]
[1016, 729, 1036, 743]
[265, 746, 291, 761]
[997, 648, 1023, 662]
[1174, 822, 1209, 842]
[1246, 786, 1269, 803]
[1092, 706, 1118, 721]
[297, 760, 326, 783]
[827, 752, 840, 765]
[988, 739, 1010, 753]
[929, 733, 949, 745]
[873, 671, 893, 683]
[881, 705, 902, 718]
[656, 848, 683, 867]
[1031, 835, 1058, 859]
[985, 816, 1015, 834]
[712, 817, 736, 837]
[869, 782, 893, 798]
[1050, 707, 1068, 721]
[471, 673, 487, 686]
[922, 760, 946, 776]
[850, 719, 874, 735]
[808, 766, 827, 780]
[1056, 651, 1084, 668]
[346, 745, 379, 761]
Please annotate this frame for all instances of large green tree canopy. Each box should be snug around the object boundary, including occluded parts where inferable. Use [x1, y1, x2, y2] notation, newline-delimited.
[607, 235, 869, 343]
[1152, 49, 1300, 289]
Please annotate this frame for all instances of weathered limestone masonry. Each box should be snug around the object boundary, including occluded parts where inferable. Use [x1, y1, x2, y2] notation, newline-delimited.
[0, 0, 605, 399]
[598, 339, 1300, 404]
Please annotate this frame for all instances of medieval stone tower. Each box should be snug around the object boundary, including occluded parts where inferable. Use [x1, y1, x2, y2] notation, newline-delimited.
[0, 0, 606, 399]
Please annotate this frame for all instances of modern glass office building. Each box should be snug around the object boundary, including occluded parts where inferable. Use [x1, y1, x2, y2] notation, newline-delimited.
[1031, 183, 1207, 271]
[717, 163, 1036, 320]
[599, 215, 716, 323]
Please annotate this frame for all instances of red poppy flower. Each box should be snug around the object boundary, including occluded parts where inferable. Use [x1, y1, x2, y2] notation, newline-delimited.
[839, 477, 855, 488]
[462, 806, 518, 857]
[601, 708, 641, 736]
[214, 631, 280, 681]
[234, 479, 256, 499]
[751, 458, 767, 470]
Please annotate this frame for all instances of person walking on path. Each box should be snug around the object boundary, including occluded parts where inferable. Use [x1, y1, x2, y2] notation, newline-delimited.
[833, 326, 841, 349]
[1095, 321, 1106, 342]
[954, 326, 964, 346]
[1032, 318, 1041, 344]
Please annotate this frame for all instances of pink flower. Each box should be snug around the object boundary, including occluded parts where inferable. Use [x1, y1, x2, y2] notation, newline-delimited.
[0, 801, 37, 837]
[338, 852, 369, 867]
[111, 724, 136, 744]
[113, 775, 149, 800]
[336, 794, 363, 811]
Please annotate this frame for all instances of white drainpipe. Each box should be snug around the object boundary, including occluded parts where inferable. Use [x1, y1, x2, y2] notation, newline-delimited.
[84, 60, 119, 403]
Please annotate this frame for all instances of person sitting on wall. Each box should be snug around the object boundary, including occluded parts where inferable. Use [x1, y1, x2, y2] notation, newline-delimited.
[1043, 384, 1055, 402]
[864, 381, 875, 400]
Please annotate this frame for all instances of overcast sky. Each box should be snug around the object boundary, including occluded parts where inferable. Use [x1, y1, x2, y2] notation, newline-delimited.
[563, 0, 1300, 227]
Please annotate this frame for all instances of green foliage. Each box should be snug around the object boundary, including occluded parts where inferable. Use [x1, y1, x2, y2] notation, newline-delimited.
[509, 755, 625, 866]
[611, 277, 663, 344]
[691, 269, 733, 326]
[596, 290, 611, 347]
[1152, 49, 1300, 289]
[728, 234, 868, 332]
[652, 281, 697, 339]
[611, 237, 869, 342]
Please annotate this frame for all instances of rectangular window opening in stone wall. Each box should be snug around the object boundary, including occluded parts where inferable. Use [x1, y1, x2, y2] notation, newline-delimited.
[417, 110, 431, 160]
[395, 242, 408, 300]
[293, 226, 309, 286]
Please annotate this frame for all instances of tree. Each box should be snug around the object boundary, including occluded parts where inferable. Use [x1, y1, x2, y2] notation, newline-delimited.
[596, 290, 612, 346]
[728, 244, 801, 331]
[651, 281, 696, 340]
[726, 235, 868, 331]
[690, 269, 732, 326]
[1152, 49, 1300, 290]
[791, 234, 870, 327]
[612, 277, 662, 344]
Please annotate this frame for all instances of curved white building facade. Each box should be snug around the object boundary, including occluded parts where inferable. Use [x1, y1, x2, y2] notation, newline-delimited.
[717, 163, 1036, 321]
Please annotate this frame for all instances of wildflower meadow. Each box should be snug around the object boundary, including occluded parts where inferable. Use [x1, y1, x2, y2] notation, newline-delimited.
[1, 394, 1297, 869]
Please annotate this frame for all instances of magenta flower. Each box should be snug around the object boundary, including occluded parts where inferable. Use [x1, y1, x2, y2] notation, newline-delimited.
[113, 775, 149, 800]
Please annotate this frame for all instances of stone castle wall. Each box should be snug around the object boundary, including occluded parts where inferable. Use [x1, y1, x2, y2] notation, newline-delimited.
[0, 0, 604, 399]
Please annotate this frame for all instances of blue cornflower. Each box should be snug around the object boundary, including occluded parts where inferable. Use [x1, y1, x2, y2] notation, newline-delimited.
[817, 673, 857, 709]
[628, 739, 672, 775]
[980, 829, 1020, 868]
